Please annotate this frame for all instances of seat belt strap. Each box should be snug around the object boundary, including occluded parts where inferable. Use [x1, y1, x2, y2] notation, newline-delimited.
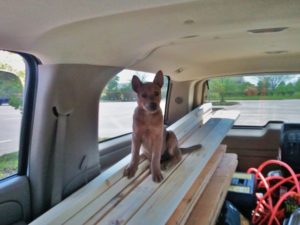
[51, 107, 72, 206]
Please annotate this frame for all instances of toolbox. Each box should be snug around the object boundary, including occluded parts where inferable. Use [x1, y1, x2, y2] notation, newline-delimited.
[226, 172, 256, 219]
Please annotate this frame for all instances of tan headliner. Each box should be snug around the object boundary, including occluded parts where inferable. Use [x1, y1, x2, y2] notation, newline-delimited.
[1, 0, 300, 81]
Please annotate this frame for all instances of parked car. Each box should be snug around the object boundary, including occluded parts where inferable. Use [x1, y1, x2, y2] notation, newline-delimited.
[0, 97, 9, 105]
[0, 1, 300, 225]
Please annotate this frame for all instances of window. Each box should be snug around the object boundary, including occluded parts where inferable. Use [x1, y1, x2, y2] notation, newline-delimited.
[99, 69, 169, 141]
[0, 50, 26, 179]
[206, 73, 300, 126]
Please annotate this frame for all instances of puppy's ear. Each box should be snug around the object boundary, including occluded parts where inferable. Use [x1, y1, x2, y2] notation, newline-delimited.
[153, 70, 164, 88]
[132, 75, 142, 93]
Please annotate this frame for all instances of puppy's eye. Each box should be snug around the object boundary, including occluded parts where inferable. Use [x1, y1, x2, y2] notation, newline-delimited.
[141, 93, 147, 98]
[154, 91, 160, 97]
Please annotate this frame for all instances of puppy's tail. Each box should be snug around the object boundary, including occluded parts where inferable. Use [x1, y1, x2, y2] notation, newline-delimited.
[179, 144, 202, 154]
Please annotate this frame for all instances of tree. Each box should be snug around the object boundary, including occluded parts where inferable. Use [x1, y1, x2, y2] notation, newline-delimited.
[256, 75, 293, 94]
[257, 78, 270, 96]
[0, 71, 23, 109]
[101, 76, 122, 101]
[0, 56, 25, 85]
[244, 85, 258, 96]
[286, 83, 295, 96]
[295, 78, 300, 92]
[274, 82, 286, 96]
[209, 77, 239, 103]
[106, 75, 120, 92]
[119, 83, 135, 101]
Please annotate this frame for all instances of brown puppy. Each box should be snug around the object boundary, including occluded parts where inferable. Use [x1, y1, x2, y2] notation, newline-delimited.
[124, 70, 201, 182]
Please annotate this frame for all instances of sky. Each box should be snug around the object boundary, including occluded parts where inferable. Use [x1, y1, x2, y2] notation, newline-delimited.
[116, 69, 155, 84]
[0, 50, 25, 72]
[237, 74, 300, 85]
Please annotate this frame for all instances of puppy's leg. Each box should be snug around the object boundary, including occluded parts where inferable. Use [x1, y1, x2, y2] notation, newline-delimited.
[124, 134, 141, 178]
[162, 131, 182, 170]
[151, 135, 164, 183]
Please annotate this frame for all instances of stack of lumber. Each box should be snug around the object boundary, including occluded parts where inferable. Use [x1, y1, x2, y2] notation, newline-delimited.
[30, 103, 239, 225]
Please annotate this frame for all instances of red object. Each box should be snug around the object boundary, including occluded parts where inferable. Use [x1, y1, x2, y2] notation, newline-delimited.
[247, 160, 300, 225]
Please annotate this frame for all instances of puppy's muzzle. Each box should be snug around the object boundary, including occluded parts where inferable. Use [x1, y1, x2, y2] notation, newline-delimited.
[146, 102, 158, 112]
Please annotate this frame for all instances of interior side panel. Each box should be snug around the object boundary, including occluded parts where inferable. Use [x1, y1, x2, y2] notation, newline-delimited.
[99, 134, 132, 171]
[166, 80, 194, 125]
[0, 177, 31, 225]
[223, 123, 282, 172]
[29, 64, 122, 218]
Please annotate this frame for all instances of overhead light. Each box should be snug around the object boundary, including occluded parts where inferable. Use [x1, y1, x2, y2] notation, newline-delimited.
[247, 27, 288, 34]
[181, 35, 199, 39]
[265, 50, 288, 54]
[175, 67, 184, 74]
[184, 19, 195, 25]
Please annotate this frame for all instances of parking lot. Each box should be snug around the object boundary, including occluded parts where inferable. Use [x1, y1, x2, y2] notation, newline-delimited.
[0, 105, 21, 156]
[221, 99, 300, 126]
[1, 100, 300, 156]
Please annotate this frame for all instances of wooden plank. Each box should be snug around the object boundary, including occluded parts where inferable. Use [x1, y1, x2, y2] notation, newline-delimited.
[93, 118, 221, 225]
[82, 104, 217, 224]
[166, 145, 227, 225]
[185, 153, 238, 225]
[168, 103, 212, 141]
[30, 105, 238, 225]
[30, 104, 211, 225]
[64, 161, 149, 225]
[181, 118, 236, 148]
[168, 103, 211, 131]
[93, 154, 191, 225]
[125, 118, 237, 225]
[29, 155, 148, 225]
[82, 153, 190, 225]
[212, 110, 240, 120]
[83, 169, 150, 225]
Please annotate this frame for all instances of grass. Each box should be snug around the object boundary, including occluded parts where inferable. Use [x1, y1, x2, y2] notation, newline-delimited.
[0, 152, 18, 179]
[211, 95, 300, 106]
[225, 95, 299, 100]
[209, 95, 300, 101]
[212, 101, 239, 106]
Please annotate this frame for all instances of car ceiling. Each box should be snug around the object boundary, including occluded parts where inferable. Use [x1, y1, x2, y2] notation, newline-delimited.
[0, 0, 300, 81]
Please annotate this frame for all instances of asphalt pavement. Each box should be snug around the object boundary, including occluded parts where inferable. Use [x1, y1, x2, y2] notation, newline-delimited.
[0, 105, 21, 156]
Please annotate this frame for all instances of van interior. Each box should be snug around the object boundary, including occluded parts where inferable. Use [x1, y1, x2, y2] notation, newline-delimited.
[1, 1, 300, 225]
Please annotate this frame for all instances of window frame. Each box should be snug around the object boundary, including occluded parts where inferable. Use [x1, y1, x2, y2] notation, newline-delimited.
[11, 52, 39, 176]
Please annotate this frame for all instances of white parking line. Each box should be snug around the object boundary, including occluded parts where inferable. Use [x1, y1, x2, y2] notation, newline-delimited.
[0, 139, 12, 144]
[4, 117, 21, 120]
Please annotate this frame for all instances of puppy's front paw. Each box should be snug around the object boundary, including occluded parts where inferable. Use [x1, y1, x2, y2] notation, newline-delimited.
[124, 164, 138, 178]
[152, 171, 164, 183]
[161, 162, 169, 171]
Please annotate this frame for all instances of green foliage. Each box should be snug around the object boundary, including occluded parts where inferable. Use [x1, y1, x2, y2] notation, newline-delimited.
[0, 51, 26, 84]
[294, 78, 300, 92]
[0, 71, 23, 108]
[209, 77, 245, 102]
[274, 82, 286, 95]
[0, 51, 25, 109]
[208, 75, 300, 103]
[106, 75, 120, 92]
[285, 83, 295, 96]
[101, 73, 169, 102]
[293, 91, 300, 98]
[0, 152, 18, 180]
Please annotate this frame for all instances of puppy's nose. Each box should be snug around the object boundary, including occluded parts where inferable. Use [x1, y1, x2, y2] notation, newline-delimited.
[149, 102, 157, 111]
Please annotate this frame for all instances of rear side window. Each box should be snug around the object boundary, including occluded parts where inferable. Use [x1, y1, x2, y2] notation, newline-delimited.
[99, 69, 169, 142]
[206, 74, 300, 126]
[0, 50, 25, 179]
